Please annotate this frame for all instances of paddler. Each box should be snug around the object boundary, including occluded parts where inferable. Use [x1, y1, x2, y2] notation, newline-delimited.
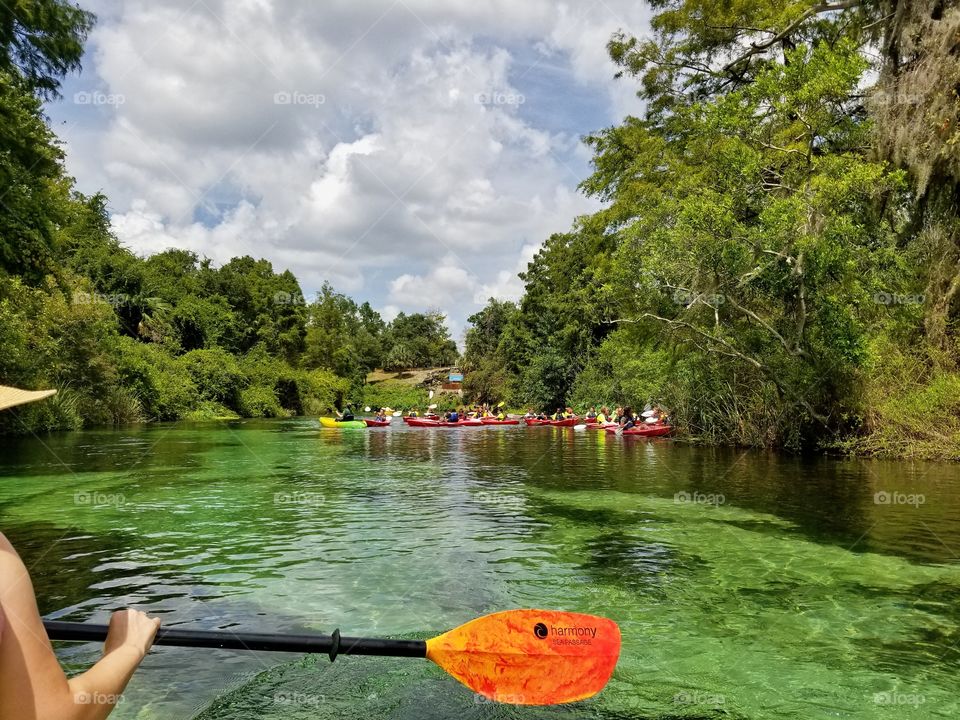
[0, 385, 161, 720]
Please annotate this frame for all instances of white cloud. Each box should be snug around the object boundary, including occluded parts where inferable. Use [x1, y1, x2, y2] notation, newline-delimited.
[51, 0, 652, 334]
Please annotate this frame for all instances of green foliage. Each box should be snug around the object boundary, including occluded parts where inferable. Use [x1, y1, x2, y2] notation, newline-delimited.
[297, 369, 351, 416]
[113, 338, 196, 421]
[181, 348, 245, 407]
[383, 311, 459, 369]
[458, 3, 950, 453]
[183, 402, 239, 422]
[0, 68, 69, 285]
[838, 344, 960, 461]
[362, 383, 430, 413]
[0, 0, 94, 98]
[239, 385, 284, 418]
[170, 294, 236, 351]
[304, 283, 380, 376]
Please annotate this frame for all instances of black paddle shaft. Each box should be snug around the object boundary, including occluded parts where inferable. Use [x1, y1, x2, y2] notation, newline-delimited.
[43, 621, 427, 661]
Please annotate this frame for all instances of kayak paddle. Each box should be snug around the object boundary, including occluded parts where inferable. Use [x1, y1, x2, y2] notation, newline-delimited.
[45, 609, 620, 705]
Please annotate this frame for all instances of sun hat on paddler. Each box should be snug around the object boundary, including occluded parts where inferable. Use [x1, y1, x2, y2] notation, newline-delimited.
[0, 385, 56, 412]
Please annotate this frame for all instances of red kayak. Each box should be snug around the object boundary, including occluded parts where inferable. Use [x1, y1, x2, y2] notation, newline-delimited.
[523, 418, 551, 426]
[363, 419, 391, 427]
[586, 422, 618, 430]
[406, 418, 483, 427]
[548, 417, 580, 427]
[480, 417, 520, 425]
[604, 424, 672, 437]
[402, 414, 440, 424]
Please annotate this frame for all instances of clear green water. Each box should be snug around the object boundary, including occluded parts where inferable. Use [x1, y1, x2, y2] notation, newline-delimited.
[1, 419, 958, 719]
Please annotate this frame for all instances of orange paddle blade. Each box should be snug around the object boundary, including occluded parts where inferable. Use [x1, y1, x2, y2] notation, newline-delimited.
[425, 609, 620, 705]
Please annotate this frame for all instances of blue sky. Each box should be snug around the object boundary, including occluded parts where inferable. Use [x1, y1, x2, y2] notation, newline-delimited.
[43, 0, 650, 343]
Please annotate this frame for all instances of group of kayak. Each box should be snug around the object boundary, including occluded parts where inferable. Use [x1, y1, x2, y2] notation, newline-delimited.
[320, 403, 672, 437]
[521, 405, 671, 437]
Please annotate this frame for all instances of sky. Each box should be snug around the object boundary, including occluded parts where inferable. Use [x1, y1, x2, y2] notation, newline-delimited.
[45, 0, 652, 344]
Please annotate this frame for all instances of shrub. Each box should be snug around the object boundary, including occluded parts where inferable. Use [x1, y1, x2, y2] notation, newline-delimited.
[114, 338, 197, 420]
[239, 385, 283, 418]
[297, 369, 351, 415]
[181, 348, 246, 409]
[183, 401, 239, 421]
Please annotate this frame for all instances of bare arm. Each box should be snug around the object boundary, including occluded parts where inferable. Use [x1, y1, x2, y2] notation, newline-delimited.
[0, 532, 160, 720]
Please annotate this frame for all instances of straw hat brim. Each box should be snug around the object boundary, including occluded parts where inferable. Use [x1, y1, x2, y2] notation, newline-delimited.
[0, 386, 57, 412]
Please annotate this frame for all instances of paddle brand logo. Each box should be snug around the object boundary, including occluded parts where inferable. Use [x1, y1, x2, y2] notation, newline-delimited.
[533, 621, 597, 645]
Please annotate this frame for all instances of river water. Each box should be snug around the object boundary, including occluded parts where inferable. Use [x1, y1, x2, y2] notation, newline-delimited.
[0, 419, 957, 719]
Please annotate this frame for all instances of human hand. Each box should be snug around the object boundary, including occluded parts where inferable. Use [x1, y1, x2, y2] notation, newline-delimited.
[103, 609, 161, 659]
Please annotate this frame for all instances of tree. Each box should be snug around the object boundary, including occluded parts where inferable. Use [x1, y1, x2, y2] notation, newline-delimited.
[384, 342, 415, 373]
[463, 298, 517, 367]
[0, 0, 94, 98]
[384, 311, 458, 368]
[0, 69, 69, 285]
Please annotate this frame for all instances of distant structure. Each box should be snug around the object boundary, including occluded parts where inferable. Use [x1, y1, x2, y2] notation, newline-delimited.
[442, 372, 464, 393]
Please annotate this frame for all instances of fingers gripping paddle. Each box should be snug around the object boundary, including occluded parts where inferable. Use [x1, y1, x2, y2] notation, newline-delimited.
[44, 609, 620, 706]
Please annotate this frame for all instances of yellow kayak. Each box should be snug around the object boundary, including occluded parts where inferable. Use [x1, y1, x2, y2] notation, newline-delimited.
[319, 417, 366, 429]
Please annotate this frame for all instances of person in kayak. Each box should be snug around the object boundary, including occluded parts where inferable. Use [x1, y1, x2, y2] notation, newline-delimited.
[338, 406, 355, 421]
[596, 407, 610, 424]
[620, 407, 637, 431]
[0, 386, 161, 720]
[585, 407, 597, 421]
[446, 408, 460, 423]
